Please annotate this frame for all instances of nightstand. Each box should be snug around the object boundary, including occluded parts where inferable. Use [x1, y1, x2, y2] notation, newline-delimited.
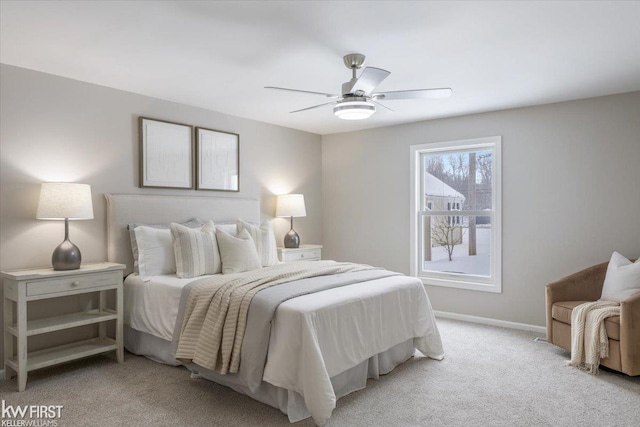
[2, 262, 125, 391]
[277, 244, 322, 262]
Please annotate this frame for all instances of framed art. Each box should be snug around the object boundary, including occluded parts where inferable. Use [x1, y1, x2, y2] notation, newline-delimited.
[195, 127, 240, 192]
[139, 117, 193, 189]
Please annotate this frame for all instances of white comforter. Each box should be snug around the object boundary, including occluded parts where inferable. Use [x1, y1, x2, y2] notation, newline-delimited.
[264, 274, 443, 424]
[124, 272, 444, 425]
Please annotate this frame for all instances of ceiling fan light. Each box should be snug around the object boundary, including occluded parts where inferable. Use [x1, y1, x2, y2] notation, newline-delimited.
[333, 100, 376, 120]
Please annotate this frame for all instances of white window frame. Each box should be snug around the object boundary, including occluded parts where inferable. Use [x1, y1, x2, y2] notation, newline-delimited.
[409, 136, 502, 293]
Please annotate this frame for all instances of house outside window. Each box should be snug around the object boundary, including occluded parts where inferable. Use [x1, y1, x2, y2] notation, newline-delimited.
[410, 136, 502, 293]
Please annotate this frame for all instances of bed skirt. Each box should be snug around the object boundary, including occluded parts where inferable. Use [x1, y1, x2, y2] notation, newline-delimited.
[124, 325, 182, 366]
[125, 326, 417, 423]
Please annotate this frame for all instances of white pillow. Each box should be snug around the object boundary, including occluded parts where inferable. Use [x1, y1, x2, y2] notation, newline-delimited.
[134, 226, 177, 280]
[129, 218, 203, 273]
[215, 223, 238, 237]
[237, 219, 279, 267]
[216, 228, 262, 275]
[600, 252, 640, 302]
[171, 221, 222, 279]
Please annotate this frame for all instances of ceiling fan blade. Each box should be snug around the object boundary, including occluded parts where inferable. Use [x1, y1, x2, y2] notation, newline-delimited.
[349, 67, 391, 95]
[290, 101, 338, 114]
[265, 86, 340, 98]
[372, 100, 394, 112]
[372, 88, 453, 100]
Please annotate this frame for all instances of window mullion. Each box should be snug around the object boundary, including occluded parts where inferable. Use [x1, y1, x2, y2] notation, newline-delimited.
[421, 210, 491, 216]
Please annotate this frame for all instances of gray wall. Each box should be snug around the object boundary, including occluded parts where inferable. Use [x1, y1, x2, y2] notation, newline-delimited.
[322, 91, 640, 327]
[2, 63, 639, 372]
[0, 64, 322, 364]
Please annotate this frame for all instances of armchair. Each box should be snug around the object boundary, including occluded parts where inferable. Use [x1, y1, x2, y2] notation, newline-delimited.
[545, 261, 640, 376]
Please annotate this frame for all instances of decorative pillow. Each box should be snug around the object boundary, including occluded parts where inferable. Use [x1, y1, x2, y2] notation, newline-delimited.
[600, 252, 640, 302]
[215, 223, 238, 237]
[170, 221, 221, 279]
[129, 218, 203, 273]
[237, 219, 279, 267]
[134, 226, 177, 280]
[216, 228, 262, 275]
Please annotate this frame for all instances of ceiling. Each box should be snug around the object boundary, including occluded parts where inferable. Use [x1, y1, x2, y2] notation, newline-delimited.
[1, 1, 639, 135]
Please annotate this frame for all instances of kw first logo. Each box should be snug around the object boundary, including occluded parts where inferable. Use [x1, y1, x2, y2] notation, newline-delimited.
[1, 400, 63, 427]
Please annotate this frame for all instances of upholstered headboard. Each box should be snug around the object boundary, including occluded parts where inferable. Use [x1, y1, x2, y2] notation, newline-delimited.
[105, 193, 260, 276]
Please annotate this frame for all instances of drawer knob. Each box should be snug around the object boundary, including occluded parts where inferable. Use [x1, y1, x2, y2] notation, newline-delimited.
[301, 254, 305, 258]
[71, 281, 80, 288]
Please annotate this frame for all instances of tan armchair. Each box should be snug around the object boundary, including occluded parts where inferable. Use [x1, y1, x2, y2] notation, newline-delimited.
[545, 261, 640, 376]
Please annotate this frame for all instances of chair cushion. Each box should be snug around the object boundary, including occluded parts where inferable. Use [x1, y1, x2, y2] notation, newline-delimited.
[552, 301, 620, 340]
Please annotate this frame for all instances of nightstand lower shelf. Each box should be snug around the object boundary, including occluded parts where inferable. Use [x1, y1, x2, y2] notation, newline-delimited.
[6, 337, 117, 373]
[6, 309, 118, 337]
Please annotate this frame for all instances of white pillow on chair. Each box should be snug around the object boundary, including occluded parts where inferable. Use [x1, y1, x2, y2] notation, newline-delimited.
[600, 252, 640, 302]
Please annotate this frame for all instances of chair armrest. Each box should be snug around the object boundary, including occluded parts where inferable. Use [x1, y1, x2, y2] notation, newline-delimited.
[545, 262, 608, 341]
[620, 291, 640, 375]
[621, 291, 640, 324]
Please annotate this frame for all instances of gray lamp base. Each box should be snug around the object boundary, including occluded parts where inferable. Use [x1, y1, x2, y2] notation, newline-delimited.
[284, 229, 300, 249]
[52, 218, 82, 270]
[52, 238, 81, 270]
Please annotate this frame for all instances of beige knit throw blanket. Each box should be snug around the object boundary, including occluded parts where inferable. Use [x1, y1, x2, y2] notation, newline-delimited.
[568, 301, 620, 374]
[175, 260, 375, 374]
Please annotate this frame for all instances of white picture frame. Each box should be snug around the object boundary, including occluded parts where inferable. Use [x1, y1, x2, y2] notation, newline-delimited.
[195, 127, 240, 192]
[139, 117, 193, 189]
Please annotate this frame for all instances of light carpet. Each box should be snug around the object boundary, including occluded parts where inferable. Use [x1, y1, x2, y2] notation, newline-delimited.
[1, 318, 639, 426]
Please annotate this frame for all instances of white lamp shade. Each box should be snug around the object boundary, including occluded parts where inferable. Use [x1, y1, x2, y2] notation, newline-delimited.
[36, 183, 94, 220]
[276, 194, 306, 218]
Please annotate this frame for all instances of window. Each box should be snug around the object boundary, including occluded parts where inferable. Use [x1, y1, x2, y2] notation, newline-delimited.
[410, 136, 502, 293]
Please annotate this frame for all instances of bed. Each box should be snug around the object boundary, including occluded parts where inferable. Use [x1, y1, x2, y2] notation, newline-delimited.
[106, 193, 444, 425]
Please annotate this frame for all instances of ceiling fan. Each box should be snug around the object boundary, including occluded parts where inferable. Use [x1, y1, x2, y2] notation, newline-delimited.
[265, 53, 452, 120]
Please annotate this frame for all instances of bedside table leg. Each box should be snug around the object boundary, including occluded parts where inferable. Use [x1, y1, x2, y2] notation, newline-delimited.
[18, 371, 27, 392]
[17, 297, 27, 391]
[116, 280, 124, 363]
[3, 297, 15, 380]
[98, 290, 106, 340]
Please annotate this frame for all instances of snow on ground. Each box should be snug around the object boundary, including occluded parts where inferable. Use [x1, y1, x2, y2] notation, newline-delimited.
[423, 227, 491, 276]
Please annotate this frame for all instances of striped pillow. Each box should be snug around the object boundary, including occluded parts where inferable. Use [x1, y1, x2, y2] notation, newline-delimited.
[170, 220, 221, 278]
[237, 219, 279, 267]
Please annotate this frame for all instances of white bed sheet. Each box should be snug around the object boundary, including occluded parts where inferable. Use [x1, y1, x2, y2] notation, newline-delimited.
[124, 273, 214, 341]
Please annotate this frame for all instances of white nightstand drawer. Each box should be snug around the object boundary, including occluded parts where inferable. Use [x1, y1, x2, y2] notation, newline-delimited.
[282, 249, 321, 262]
[277, 245, 322, 263]
[27, 272, 118, 297]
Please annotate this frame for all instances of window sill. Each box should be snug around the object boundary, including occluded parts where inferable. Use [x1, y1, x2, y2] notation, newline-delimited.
[417, 275, 502, 293]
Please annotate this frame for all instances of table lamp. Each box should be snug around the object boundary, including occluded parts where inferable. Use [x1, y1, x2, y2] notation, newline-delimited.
[36, 182, 94, 270]
[276, 194, 306, 248]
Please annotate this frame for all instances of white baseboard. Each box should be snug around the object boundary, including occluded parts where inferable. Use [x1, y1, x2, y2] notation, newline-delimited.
[434, 310, 546, 334]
